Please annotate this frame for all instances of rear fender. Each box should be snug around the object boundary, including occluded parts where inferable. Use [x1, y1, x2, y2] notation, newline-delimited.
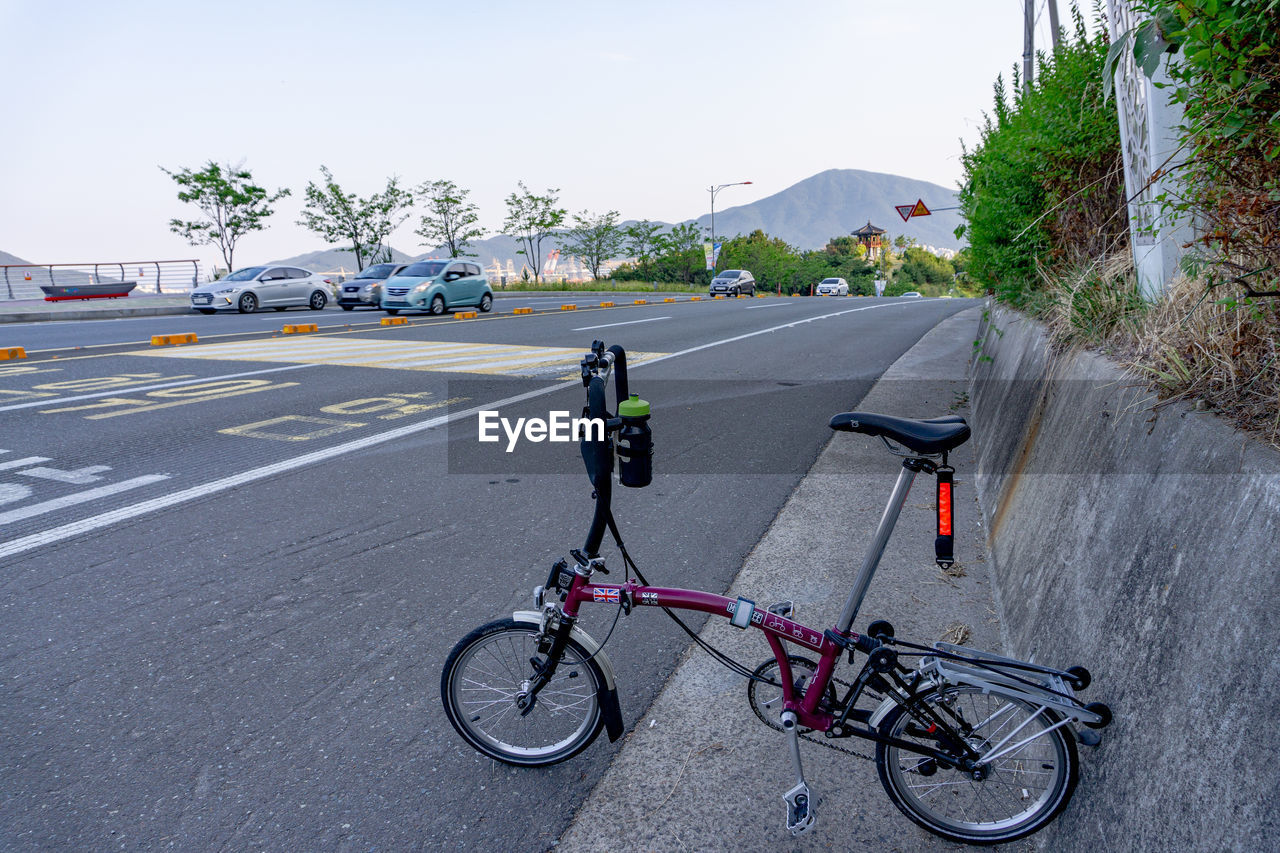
[512, 610, 625, 742]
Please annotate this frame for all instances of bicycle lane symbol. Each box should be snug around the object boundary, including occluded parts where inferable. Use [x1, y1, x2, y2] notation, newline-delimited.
[0, 449, 169, 528]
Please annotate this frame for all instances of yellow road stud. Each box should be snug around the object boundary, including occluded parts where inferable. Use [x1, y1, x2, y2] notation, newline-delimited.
[561, 304, 576, 311]
[150, 333, 198, 346]
[455, 311, 477, 319]
[282, 323, 318, 334]
[0, 346, 26, 360]
[513, 307, 533, 315]
[381, 317, 408, 326]
[690, 296, 701, 301]
[599, 301, 614, 308]
[634, 299, 647, 305]
[663, 297, 676, 303]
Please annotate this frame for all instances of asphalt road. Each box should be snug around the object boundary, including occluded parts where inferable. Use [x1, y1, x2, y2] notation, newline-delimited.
[0, 296, 976, 850]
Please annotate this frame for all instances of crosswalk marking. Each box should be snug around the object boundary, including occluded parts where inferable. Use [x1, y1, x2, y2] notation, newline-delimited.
[129, 337, 669, 376]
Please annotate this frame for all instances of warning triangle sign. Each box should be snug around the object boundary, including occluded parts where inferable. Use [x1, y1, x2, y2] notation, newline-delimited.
[895, 205, 914, 222]
[910, 198, 931, 218]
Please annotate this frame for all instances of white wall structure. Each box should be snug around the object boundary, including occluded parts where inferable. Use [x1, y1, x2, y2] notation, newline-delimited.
[1107, 0, 1194, 298]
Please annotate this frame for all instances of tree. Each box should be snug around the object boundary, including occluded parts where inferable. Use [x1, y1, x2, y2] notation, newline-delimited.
[297, 166, 413, 271]
[162, 160, 289, 272]
[622, 220, 664, 279]
[503, 182, 566, 282]
[558, 210, 624, 280]
[655, 222, 704, 283]
[415, 179, 486, 258]
[718, 230, 799, 293]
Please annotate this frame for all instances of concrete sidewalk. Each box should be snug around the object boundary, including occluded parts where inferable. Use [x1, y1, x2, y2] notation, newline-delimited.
[558, 307, 999, 852]
[0, 291, 708, 324]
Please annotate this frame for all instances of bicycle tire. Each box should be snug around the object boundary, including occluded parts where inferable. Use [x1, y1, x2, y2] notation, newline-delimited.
[440, 618, 606, 767]
[875, 684, 1078, 845]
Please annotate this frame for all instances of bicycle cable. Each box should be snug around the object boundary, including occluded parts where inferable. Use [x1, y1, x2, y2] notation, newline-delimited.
[607, 508, 783, 687]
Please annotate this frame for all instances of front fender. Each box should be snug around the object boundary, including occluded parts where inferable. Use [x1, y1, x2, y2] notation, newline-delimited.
[513, 610, 625, 742]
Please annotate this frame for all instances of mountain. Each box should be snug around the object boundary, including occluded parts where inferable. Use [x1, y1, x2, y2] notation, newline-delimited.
[271, 168, 964, 273]
[268, 246, 417, 273]
[696, 169, 962, 252]
[1, 250, 32, 266]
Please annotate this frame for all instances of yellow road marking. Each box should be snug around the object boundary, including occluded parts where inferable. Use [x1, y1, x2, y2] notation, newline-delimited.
[128, 336, 669, 376]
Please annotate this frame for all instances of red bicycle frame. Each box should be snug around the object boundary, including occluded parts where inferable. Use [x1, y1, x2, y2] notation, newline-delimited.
[564, 576, 848, 732]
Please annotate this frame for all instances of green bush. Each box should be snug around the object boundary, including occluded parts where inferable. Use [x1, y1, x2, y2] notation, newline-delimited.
[957, 7, 1126, 306]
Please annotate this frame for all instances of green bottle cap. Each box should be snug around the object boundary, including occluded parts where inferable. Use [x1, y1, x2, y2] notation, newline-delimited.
[618, 393, 649, 417]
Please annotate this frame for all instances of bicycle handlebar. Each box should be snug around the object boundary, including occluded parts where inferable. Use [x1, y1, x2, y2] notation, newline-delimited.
[579, 340, 646, 556]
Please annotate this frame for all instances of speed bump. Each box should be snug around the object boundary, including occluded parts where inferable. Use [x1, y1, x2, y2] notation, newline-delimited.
[282, 323, 318, 334]
[513, 307, 533, 315]
[561, 304, 577, 311]
[599, 301, 614, 308]
[150, 333, 198, 346]
[381, 317, 408, 326]
[1, 346, 26, 360]
[455, 311, 477, 319]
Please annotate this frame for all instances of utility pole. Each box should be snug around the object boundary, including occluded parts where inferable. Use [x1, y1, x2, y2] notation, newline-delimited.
[1048, 0, 1062, 52]
[1023, 0, 1035, 92]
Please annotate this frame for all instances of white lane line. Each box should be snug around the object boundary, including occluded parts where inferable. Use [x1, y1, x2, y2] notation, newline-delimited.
[0, 300, 916, 560]
[634, 301, 913, 370]
[0, 456, 51, 470]
[572, 316, 671, 332]
[745, 302, 792, 309]
[0, 475, 171, 526]
[0, 363, 318, 413]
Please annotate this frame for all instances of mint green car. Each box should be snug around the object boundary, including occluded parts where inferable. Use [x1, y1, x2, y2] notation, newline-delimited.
[380, 259, 493, 315]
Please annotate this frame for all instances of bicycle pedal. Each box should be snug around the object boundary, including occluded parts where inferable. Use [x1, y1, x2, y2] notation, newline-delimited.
[782, 781, 815, 837]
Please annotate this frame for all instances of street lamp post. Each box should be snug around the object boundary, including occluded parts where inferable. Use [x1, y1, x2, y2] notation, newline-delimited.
[708, 180, 752, 270]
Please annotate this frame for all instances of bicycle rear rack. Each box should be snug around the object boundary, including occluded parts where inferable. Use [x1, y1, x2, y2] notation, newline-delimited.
[918, 642, 1107, 728]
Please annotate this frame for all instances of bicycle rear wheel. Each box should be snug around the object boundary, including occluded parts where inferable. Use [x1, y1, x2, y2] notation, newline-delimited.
[875, 684, 1078, 845]
[440, 618, 606, 767]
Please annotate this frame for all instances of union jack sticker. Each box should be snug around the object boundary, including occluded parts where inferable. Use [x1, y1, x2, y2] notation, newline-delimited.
[593, 587, 621, 603]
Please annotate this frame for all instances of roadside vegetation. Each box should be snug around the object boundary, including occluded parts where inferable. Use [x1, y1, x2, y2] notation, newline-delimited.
[958, 2, 1279, 447]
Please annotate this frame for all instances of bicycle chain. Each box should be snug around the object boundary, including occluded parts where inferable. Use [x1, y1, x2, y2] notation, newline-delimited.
[796, 673, 877, 763]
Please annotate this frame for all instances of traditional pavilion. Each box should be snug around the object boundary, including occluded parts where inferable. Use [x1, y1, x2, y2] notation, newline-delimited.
[852, 221, 886, 261]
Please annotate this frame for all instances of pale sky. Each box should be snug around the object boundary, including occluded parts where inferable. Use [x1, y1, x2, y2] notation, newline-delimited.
[1, 0, 1080, 271]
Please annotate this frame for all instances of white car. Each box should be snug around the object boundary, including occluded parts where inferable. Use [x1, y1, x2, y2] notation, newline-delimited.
[190, 265, 333, 314]
[816, 277, 849, 296]
[900, 291, 923, 299]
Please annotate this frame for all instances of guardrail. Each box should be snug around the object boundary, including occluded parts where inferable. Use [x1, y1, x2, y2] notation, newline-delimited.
[1, 260, 203, 300]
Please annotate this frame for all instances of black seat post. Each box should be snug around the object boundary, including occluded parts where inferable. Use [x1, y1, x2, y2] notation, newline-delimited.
[833, 458, 926, 635]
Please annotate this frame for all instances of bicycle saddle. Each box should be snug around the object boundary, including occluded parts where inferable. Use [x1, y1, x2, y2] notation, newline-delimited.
[828, 411, 971, 454]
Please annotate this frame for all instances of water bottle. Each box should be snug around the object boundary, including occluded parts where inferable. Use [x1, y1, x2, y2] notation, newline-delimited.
[616, 394, 652, 488]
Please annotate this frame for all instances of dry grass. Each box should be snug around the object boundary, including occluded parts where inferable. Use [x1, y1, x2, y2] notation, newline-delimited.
[1035, 252, 1280, 450]
[1130, 274, 1280, 446]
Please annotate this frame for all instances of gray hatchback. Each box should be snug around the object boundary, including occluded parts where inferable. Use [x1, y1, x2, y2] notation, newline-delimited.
[709, 269, 756, 297]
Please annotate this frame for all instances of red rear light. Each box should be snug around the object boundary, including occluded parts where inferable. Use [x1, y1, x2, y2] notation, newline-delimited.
[938, 482, 952, 536]
[323, 278, 332, 284]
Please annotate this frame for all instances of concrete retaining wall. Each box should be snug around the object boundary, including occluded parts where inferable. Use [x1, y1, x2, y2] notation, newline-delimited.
[969, 306, 1280, 851]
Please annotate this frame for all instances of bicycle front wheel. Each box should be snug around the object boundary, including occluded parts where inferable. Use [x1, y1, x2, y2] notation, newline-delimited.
[875, 684, 1078, 845]
[440, 618, 606, 767]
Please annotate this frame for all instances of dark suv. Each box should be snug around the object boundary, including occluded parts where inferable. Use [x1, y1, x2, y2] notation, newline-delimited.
[709, 269, 756, 297]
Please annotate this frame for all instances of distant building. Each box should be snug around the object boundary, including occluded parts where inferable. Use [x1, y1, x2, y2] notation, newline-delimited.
[852, 221, 886, 261]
